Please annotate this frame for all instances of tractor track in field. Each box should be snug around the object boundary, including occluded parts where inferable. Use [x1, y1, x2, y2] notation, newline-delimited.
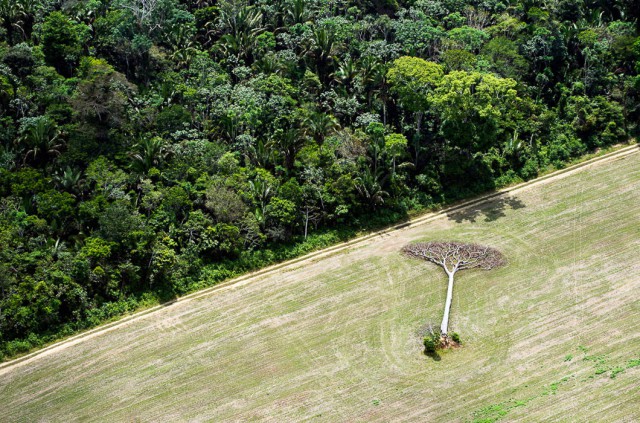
[1, 143, 638, 376]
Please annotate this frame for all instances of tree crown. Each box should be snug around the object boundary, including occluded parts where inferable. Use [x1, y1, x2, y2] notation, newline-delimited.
[402, 241, 505, 274]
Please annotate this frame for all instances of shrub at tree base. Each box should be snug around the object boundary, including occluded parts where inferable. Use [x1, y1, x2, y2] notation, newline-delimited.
[450, 332, 462, 344]
[424, 334, 439, 354]
[423, 330, 462, 354]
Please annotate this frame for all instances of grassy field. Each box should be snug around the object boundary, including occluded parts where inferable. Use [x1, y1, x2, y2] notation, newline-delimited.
[1, 150, 639, 422]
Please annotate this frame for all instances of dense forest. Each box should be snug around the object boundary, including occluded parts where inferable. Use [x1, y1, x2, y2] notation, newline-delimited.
[0, 0, 639, 359]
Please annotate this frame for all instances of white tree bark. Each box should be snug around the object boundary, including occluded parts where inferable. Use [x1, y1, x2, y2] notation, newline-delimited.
[303, 206, 309, 239]
[402, 241, 504, 338]
[440, 271, 455, 335]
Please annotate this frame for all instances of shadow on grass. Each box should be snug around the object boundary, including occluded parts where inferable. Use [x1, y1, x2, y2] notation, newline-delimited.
[424, 350, 441, 361]
[393, 221, 412, 230]
[161, 298, 178, 307]
[446, 193, 526, 223]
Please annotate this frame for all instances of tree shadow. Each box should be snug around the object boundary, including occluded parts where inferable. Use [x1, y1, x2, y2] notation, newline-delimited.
[446, 193, 526, 223]
[424, 350, 442, 361]
[161, 298, 178, 307]
[416, 322, 443, 361]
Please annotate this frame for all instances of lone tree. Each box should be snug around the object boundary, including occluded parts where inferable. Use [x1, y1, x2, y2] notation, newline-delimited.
[402, 241, 505, 338]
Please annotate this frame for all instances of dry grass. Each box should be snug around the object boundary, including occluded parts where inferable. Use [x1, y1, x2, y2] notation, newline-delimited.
[1, 150, 639, 422]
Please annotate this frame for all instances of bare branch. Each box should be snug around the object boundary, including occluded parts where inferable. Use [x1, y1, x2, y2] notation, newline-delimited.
[402, 241, 505, 275]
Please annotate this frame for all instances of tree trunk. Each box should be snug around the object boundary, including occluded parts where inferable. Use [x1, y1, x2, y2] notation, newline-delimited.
[383, 102, 387, 126]
[304, 206, 309, 239]
[440, 271, 455, 335]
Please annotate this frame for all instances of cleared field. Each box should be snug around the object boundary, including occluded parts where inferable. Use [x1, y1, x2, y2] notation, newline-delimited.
[1, 150, 639, 422]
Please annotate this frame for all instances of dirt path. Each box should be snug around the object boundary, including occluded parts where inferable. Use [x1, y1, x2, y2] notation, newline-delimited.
[1, 143, 637, 376]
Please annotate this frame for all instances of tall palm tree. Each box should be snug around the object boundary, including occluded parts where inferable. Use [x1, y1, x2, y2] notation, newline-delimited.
[129, 137, 167, 173]
[168, 24, 199, 68]
[285, 0, 311, 25]
[354, 167, 389, 209]
[54, 166, 84, 195]
[253, 52, 281, 75]
[268, 127, 306, 171]
[20, 116, 63, 164]
[502, 130, 525, 158]
[0, 0, 21, 44]
[359, 55, 387, 110]
[308, 27, 338, 82]
[303, 111, 339, 147]
[218, 1, 264, 38]
[248, 175, 275, 218]
[215, 1, 265, 63]
[332, 56, 358, 93]
[17, 0, 41, 41]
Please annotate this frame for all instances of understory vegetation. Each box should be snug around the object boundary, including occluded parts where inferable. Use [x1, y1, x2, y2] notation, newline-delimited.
[1, 0, 639, 359]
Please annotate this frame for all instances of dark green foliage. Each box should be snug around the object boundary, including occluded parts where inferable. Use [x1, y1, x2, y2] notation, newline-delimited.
[156, 105, 191, 134]
[424, 336, 438, 353]
[2, 43, 37, 78]
[423, 329, 442, 354]
[450, 332, 461, 344]
[41, 12, 86, 77]
[1, 0, 638, 360]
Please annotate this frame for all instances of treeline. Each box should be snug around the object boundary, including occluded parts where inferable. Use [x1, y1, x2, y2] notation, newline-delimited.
[1, 0, 639, 359]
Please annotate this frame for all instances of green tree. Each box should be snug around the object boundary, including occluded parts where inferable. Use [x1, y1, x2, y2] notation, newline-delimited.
[86, 157, 130, 200]
[71, 58, 137, 144]
[205, 184, 247, 223]
[384, 133, 408, 176]
[41, 11, 87, 77]
[441, 49, 477, 72]
[481, 37, 529, 79]
[564, 95, 626, 148]
[431, 71, 522, 154]
[2, 43, 37, 78]
[446, 26, 489, 52]
[387, 56, 444, 135]
[265, 196, 297, 240]
[392, 12, 443, 57]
